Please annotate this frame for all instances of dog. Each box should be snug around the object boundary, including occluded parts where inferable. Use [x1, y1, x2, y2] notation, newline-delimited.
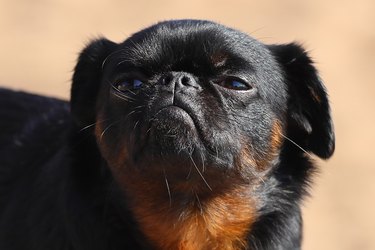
[0, 20, 334, 250]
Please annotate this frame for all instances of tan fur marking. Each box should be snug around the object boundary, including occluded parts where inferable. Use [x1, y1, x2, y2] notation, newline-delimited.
[241, 119, 283, 171]
[269, 120, 283, 152]
[94, 114, 129, 170]
[127, 184, 256, 250]
[211, 52, 228, 68]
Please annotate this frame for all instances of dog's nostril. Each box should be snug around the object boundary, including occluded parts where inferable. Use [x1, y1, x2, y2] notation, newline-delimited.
[163, 75, 173, 85]
[180, 76, 190, 86]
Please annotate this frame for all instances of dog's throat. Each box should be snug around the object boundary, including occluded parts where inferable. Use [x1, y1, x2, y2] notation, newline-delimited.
[125, 184, 256, 250]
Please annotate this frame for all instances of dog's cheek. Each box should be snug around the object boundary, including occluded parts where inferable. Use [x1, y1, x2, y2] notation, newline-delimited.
[94, 111, 130, 173]
[237, 120, 283, 179]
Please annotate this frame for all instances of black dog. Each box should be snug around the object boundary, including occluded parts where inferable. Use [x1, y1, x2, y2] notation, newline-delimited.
[0, 20, 334, 250]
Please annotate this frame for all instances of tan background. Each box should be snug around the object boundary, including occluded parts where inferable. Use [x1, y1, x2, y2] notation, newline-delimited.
[1, 0, 374, 249]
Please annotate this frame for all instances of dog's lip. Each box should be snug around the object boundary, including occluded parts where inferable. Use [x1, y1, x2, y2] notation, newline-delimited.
[152, 104, 197, 127]
[148, 104, 205, 139]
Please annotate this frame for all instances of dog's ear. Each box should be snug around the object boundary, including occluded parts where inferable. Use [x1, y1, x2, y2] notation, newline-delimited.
[71, 38, 118, 127]
[268, 43, 335, 159]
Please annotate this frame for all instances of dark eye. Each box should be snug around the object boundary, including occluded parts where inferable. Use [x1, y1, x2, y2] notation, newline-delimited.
[216, 78, 251, 91]
[115, 79, 143, 92]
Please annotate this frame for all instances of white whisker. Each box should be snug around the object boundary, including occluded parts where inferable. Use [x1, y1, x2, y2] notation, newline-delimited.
[280, 132, 313, 158]
[194, 191, 204, 214]
[189, 154, 212, 191]
[79, 119, 110, 132]
[163, 169, 172, 207]
[100, 121, 120, 141]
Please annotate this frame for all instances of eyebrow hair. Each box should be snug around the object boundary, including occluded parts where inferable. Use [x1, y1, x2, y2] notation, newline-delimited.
[210, 52, 228, 68]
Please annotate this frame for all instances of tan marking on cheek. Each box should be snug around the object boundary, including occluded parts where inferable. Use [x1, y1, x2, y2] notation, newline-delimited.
[269, 119, 283, 152]
[211, 52, 228, 68]
[94, 112, 106, 138]
[94, 119, 104, 142]
[94, 116, 112, 159]
[240, 119, 284, 172]
[258, 119, 283, 169]
[94, 113, 129, 172]
[239, 145, 258, 170]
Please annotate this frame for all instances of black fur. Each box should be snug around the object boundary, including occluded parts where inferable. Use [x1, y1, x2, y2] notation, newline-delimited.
[0, 20, 334, 249]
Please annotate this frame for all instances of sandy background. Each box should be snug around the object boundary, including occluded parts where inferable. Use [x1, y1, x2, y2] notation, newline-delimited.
[0, 0, 374, 249]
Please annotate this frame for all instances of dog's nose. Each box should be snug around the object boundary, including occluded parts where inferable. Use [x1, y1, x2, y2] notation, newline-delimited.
[162, 72, 201, 90]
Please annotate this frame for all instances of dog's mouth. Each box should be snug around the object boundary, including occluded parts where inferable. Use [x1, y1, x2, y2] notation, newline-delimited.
[152, 105, 196, 129]
[144, 104, 201, 152]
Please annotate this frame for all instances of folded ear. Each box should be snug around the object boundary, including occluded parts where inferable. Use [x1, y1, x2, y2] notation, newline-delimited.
[268, 43, 335, 159]
[71, 38, 118, 127]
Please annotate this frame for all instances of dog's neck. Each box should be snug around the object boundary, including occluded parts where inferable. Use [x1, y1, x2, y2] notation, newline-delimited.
[119, 176, 257, 250]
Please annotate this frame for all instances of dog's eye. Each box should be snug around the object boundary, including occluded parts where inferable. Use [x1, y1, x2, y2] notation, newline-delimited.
[216, 79, 251, 91]
[115, 79, 143, 92]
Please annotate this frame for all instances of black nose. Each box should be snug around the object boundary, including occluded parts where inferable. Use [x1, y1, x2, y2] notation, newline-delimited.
[162, 72, 201, 90]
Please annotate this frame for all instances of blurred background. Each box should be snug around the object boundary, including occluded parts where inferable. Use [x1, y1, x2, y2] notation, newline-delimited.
[0, 0, 374, 249]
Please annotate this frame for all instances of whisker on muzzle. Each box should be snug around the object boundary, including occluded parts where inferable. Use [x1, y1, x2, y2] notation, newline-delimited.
[100, 121, 121, 142]
[280, 132, 313, 158]
[188, 154, 212, 191]
[79, 118, 111, 132]
[163, 168, 172, 207]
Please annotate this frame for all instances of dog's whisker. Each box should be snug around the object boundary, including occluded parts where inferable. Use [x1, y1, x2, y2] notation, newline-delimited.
[133, 120, 140, 132]
[116, 59, 129, 67]
[100, 121, 120, 142]
[163, 168, 172, 207]
[112, 90, 136, 101]
[79, 118, 111, 132]
[126, 89, 137, 96]
[146, 127, 152, 135]
[279, 132, 313, 158]
[80, 123, 97, 132]
[108, 83, 137, 101]
[112, 92, 136, 102]
[101, 49, 128, 69]
[123, 110, 141, 121]
[133, 105, 145, 110]
[249, 26, 267, 36]
[185, 165, 192, 180]
[194, 191, 204, 215]
[189, 154, 212, 191]
[199, 151, 206, 173]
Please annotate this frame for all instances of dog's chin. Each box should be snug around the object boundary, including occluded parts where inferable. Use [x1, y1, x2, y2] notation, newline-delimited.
[141, 106, 201, 157]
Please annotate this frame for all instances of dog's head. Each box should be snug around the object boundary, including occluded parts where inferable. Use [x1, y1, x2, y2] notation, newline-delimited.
[71, 20, 334, 194]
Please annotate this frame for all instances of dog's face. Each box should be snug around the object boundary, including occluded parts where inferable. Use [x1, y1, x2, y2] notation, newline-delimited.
[71, 20, 334, 193]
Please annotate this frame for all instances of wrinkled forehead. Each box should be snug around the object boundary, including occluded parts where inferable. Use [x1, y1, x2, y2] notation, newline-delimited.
[111, 21, 274, 75]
